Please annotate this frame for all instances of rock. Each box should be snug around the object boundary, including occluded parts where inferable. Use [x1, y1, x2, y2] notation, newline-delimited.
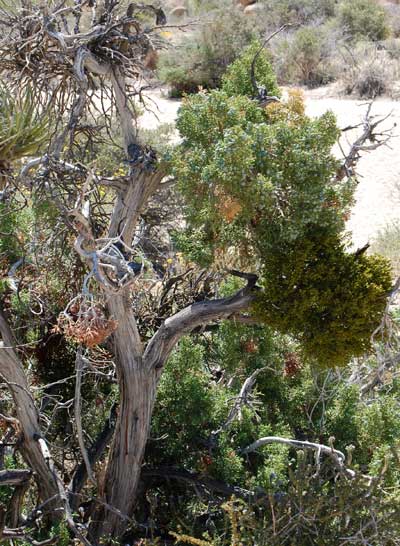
[169, 6, 188, 18]
[244, 3, 264, 14]
[239, 0, 257, 6]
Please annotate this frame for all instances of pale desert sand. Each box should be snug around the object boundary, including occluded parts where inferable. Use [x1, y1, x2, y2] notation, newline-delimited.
[139, 89, 400, 248]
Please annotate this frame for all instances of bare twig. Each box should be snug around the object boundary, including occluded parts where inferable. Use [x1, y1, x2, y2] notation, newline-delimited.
[240, 436, 358, 479]
[250, 25, 289, 100]
[337, 102, 395, 181]
[74, 347, 96, 486]
[211, 367, 268, 438]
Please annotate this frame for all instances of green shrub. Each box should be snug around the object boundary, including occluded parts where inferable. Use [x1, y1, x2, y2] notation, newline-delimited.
[259, 0, 337, 26]
[158, 10, 256, 97]
[337, 0, 390, 42]
[221, 41, 280, 98]
[148, 326, 400, 544]
[172, 48, 392, 367]
[273, 25, 337, 87]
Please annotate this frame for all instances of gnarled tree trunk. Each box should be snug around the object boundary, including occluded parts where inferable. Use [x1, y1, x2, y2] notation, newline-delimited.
[0, 312, 61, 518]
[89, 280, 257, 543]
[89, 362, 158, 540]
[89, 292, 160, 540]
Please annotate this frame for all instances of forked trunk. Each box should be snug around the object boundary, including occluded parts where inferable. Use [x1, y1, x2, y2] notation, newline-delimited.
[89, 294, 159, 543]
[88, 280, 256, 543]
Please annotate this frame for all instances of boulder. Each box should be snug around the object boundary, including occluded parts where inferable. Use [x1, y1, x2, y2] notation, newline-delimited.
[244, 3, 264, 14]
[169, 6, 188, 18]
[144, 49, 159, 71]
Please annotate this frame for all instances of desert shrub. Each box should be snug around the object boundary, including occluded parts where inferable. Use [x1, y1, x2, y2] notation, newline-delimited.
[273, 24, 338, 86]
[258, 0, 337, 26]
[181, 470, 400, 545]
[383, 3, 400, 38]
[337, 0, 390, 42]
[354, 61, 393, 97]
[187, 0, 232, 14]
[339, 43, 398, 97]
[370, 221, 400, 277]
[147, 324, 400, 544]
[221, 41, 280, 97]
[158, 9, 256, 96]
[381, 37, 400, 60]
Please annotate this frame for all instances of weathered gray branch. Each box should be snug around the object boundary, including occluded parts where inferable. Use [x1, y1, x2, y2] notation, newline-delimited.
[240, 436, 356, 478]
[212, 367, 267, 437]
[144, 278, 259, 371]
[69, 404, 118, 501]
[0, 469, 32, 486]
[74, 347, 95, 486]
[337, 102, 395, 181]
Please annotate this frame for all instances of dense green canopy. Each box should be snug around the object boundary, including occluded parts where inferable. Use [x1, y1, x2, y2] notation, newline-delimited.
[171, 45, 392, 367]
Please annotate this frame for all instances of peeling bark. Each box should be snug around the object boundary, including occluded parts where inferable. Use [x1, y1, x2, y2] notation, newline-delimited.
[89, 279, 257, 542]
[0, 311, 61, 519]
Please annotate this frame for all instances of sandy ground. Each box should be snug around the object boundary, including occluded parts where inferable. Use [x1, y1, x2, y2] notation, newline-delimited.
[139, 88, 400, 248]
[305, 95, 400, 248]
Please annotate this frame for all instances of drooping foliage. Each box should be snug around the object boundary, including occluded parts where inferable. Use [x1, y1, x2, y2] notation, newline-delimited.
[254, 229, 392, 366]
[171, 47, 392, 367]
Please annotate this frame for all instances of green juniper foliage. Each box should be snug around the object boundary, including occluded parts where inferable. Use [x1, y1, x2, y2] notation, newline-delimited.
[221, 41, 281, 98]
[147, 325, 400, 544]
[171, 46, 391, 368]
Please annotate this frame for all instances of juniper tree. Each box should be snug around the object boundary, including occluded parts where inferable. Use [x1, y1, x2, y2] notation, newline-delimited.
[0, 4, 393, 545]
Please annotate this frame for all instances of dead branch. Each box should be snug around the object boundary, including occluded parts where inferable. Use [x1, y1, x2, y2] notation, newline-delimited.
[69, 403, 118, 501]
[336, 102, 396, 181]
[0, 469, 32, 486]
[8, 477, 31, 528]
[74, 347, 95, 486]
[211, 367, 267, 438]
[144, 272, 260, 372]
[240, 436, 358, 479]
[250, 25, 289, 102]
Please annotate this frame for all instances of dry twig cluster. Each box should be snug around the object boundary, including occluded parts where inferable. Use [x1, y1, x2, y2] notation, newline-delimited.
[55, 296, 117, 347]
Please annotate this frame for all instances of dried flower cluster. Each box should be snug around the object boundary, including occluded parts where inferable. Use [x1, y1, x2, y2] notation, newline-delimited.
[55, 298, 117, 348]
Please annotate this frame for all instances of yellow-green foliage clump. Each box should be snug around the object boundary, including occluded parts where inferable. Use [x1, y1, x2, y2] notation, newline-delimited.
[253, 230, 392, 367]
